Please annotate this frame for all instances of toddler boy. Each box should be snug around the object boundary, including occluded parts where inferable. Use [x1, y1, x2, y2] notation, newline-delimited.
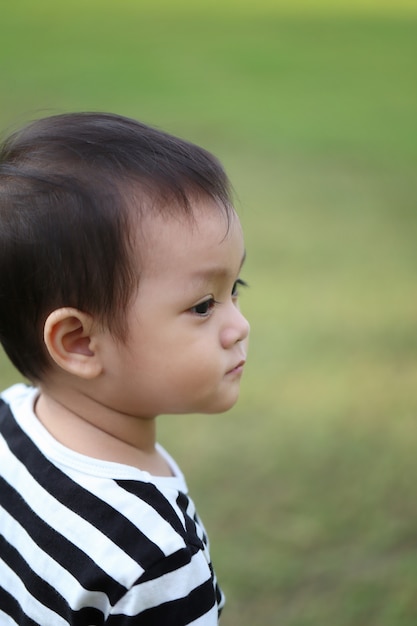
[0, 113, 249, 625]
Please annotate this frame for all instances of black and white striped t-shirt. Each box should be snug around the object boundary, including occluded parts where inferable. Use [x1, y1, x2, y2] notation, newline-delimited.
[0, 384, 225, 625]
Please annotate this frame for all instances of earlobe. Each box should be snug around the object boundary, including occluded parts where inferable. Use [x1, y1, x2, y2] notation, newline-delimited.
[43, 308, 103, 379]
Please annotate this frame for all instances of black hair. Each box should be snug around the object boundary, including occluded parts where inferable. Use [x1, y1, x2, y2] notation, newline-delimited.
[0, 112, 233, 380]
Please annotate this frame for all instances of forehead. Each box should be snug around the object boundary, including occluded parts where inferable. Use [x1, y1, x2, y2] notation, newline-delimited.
[136, 202, 244, 278]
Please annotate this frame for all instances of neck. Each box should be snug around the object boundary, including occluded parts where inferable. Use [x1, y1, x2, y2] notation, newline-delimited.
[35, 385, 172, 476]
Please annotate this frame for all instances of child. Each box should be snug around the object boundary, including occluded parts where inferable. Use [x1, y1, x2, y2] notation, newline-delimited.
[0, 113, 250, 625]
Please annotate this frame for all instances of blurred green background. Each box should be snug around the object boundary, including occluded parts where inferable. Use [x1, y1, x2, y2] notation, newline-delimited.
[1, 1, 417, 624]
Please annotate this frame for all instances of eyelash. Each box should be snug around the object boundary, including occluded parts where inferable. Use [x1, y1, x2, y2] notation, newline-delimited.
[232, 278, 248, 297]
[190, 279, 248, 317]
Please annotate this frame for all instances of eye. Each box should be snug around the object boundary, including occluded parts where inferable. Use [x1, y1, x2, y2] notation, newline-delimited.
[232, 278, 248, 297]
[190, 297, 218, 317]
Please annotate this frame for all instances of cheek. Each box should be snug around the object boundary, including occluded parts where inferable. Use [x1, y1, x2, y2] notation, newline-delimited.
[124, 322, 220, 386]
[164, 344, 220, 391]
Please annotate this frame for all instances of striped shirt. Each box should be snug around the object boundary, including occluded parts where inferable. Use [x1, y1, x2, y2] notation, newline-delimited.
[0, 384, 225, 625]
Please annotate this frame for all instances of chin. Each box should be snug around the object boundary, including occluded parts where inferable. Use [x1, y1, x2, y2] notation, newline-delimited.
[200, 392, 241, 415]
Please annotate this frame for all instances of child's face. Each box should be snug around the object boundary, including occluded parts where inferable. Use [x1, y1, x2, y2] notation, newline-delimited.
[99, 201, 249, 418]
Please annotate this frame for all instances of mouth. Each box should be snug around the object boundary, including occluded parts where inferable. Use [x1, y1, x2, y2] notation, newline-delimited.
[226, 359, 246, 376]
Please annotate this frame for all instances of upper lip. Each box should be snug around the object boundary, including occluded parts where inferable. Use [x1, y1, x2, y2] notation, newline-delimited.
[228, 358, 246, 373]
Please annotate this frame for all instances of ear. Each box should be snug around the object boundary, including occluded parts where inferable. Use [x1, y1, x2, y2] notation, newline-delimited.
[43, 308, 103, 379]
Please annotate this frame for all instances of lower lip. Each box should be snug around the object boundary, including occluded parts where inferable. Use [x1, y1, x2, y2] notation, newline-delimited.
[227, 364, 245, 376]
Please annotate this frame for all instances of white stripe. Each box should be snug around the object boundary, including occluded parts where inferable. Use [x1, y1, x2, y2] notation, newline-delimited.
[0, 559, 67, 626]
[0, 436, 143, 587]
[62, 469, 186, 555]
[187, 605, 219, 626]
[111, 549, 212, 616]
[0, 610, 19, 626]
[0, 507, 110, 615]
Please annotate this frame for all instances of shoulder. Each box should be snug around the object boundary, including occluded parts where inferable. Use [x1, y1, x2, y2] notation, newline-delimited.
[1, 382, 36, 411]
[108, 484, 224, 624]
[0, 387, 225, 624]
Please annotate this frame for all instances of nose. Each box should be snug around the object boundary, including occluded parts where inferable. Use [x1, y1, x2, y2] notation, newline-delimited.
[220, 305, 250, 349]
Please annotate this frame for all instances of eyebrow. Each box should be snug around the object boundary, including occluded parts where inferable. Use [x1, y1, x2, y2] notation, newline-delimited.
[191, 250, 246, 281]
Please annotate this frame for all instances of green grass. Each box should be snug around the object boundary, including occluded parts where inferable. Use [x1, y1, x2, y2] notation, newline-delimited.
[1, 2, 417, 624]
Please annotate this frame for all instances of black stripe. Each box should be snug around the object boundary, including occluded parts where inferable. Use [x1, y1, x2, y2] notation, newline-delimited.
[216, 581, 224, 614]
[107, 578, 216, 626]
[193, 511, 209, 546]
[0, 535, 69, 617]
[0, 477, 124, 606]
[176, 492, 205, 549]
[0, 401, 165, 570]
[136, 544, 198, 583]
[0, 537, 106, 625]
[0, 585, 39, 626]
[116, 479, 184, 535]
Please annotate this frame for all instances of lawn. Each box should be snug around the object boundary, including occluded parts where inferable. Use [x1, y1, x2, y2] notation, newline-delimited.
[1, 1, 417, 624]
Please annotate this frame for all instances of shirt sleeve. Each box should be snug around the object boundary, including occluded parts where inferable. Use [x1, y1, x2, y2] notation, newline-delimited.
[106, 544, 222, 625]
